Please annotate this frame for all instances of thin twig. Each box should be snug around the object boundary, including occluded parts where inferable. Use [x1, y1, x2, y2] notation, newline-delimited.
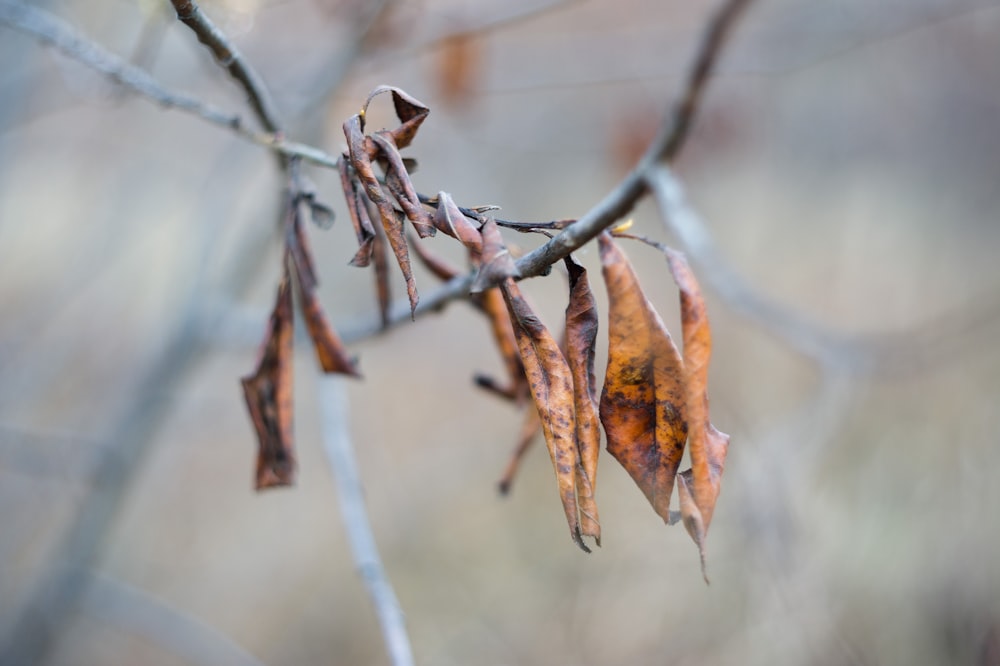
[0, 1, 341, 169]
[168, 0, 282, 134]
[168, 3, 417, 662]
[334, 0, 759, 337]
[646, 164, 851, 367]
[317, 376, 415, 666]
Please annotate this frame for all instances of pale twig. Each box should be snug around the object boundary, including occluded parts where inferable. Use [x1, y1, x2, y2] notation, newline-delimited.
[168, 3, 417, 663]
[646, 163, 1000, 375]
[0, 1, 341, 169]
[316, 376, 415, 666]
[646, 164, 849, 366]
[304, 0, 757, 341]
[168, 0, 282, 133]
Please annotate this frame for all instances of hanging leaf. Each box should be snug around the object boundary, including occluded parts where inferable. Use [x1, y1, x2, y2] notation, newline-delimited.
[285, 198, 361, 377]
[344, 113, 419, 316]
[564, 256, 601, 544]
[339, 159, 376, 267]
[285, 197, 317, 292]
[666, 248, 729, 573]
[241, 271, 296, 489]
[501, 277, 589, 553]
[474, 285, 528, 402]
[598, 233, 687, 524]
[496, 405, 542, 495]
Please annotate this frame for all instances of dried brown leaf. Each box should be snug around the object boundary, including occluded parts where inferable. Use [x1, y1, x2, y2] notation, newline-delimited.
[344, 113, 419, 316]
[564, 256, 601, 544]
[666, 249, 729, 567]
[472, 218, 519, 293]
[241, 272, 296, 489]
[598, 233, 687, 524]
[501, 278, 588, 553]
[370, 131, 436, 238]
[361, 85, 430, 151]
[338, 159, 376, 267]
[285, 198, 317, 292]
[475, 286, 528, 402]
[433, 191, 482, 254]
[286, 203, 361, 377]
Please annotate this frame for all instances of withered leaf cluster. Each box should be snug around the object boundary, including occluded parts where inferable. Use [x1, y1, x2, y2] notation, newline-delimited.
[413, 213, 729, 574]
[340, 86, 433, 320]
[598, 233, 729, 578]
[242, 86, 730, 580]
[242, 186, 360, 490]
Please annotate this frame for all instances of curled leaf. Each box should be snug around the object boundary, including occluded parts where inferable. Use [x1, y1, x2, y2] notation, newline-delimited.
[564, 256, 601, 544]
[501, 278, 588, 553]
[370, 131, 436, 238]
[338, 159, 376, 267]
[472, 218, 520, 293]
[666, 249, 729, 568]
[361, 85, 430, 150]
[241, 271, 296, 489]
[598, 233, 687, 524]
[433, 191, 483, 254]
[344, 113, 419, 316]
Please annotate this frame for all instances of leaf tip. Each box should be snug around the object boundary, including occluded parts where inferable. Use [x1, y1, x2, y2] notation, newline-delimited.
[572, 527, 592, 554]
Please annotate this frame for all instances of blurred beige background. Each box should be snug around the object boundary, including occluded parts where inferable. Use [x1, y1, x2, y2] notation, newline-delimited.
[2, 0, 1000, 664]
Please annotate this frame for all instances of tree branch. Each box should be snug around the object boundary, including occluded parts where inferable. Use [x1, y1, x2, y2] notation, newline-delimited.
[168, 0, 283, 134]
[317, 376, 415, 666]
[0, 1, 341, 169]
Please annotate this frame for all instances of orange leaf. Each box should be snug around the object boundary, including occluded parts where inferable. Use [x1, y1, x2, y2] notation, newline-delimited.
[598, 233, 687, 524]
[666, 249, 729, 568]
[241, 271, 296, 489]
[501, 278, 589, 553]
[564, 256, 601, 544]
